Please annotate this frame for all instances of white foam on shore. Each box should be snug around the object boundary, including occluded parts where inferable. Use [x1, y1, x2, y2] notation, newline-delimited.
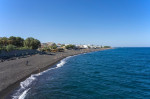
[12, 56, 73, 99]
[18, 88, 30, 99]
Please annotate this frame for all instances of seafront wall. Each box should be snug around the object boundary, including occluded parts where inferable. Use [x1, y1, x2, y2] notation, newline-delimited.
[0, 50, 41, 60]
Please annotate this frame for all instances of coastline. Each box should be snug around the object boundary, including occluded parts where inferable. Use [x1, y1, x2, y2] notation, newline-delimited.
[0, 48, 110, 99]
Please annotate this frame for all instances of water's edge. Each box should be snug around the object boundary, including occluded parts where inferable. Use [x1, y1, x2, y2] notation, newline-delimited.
[12, 56, 74, 99]
[1, 49, 109, 99]
[1, 56, 65, 99]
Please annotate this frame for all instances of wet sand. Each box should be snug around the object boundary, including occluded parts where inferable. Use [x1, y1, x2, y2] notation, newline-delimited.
[0, 48, 109, 99]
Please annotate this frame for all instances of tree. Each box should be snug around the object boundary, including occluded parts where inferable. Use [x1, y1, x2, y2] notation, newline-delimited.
[16, 37, 24, 47]
[0, 37, 8, 46]
[24, 37, 41, 49]
[0, 38, 3, 46]
[65, 44, 76, 49]
[49, 43, 57, 49]
[8, 36, 24, 47]
[9, 36, 16, 45]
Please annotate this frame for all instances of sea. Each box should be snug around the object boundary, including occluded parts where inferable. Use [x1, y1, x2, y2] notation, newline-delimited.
[11, 48, 150, 99]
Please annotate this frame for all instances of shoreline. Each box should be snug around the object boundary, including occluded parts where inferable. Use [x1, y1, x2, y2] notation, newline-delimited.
[0, 48, 110, 99]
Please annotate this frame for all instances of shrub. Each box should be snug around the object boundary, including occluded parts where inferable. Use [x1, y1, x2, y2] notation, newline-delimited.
[103, 46, 111, 48]
[49, 43, 57, 49]
[57, 48, 64, 52]
[6, 45, 16, 52]
[65, 44, 76, 49]
[41, 47, 51, 52]
[0, 46, 6, 52]
[0, 46, 3, 53]
[18, 47, 31, 50]
[51, 49, 57, 52]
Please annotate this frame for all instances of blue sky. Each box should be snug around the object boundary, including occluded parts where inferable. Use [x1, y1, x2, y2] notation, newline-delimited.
[0, 0, 150, 47]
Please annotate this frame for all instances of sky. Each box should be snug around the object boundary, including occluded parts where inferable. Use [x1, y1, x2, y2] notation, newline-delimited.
[0, 0, 150, 47]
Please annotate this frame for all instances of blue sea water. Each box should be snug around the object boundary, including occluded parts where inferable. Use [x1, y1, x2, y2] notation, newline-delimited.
[13, 48, 150, 99]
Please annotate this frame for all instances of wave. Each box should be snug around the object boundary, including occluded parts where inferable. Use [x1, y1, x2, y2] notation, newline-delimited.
[18, 88, 30, 99]
[12, 56, 73, 99]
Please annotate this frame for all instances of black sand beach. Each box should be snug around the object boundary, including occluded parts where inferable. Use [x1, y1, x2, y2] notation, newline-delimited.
[0, 48, 108, 99]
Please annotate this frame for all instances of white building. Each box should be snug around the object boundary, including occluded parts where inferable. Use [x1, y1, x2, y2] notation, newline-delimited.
[83, 45, 88, 49]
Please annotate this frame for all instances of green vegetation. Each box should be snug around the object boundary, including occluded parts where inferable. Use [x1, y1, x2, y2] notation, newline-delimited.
[6, 44, 16, 52]
[103, 46, 111, 48]
[24, 37, 41, 49]
[65, 44, 76, 49]
[57, 48, 64, 52]
[0, 36, 41, 52]
[40, 47, 51, 52]
[49, 43, 57, 49]
[0, 46, 6, 52]
[39, 43, 65, 53]
[61, 44, 65, 47]
[0, 37, 8, 46]
[9, 36, 24, 47]
[18, 46, 32, 50]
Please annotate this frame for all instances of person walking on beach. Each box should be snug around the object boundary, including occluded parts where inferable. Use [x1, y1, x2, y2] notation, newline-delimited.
[26, 60, 29, 66]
